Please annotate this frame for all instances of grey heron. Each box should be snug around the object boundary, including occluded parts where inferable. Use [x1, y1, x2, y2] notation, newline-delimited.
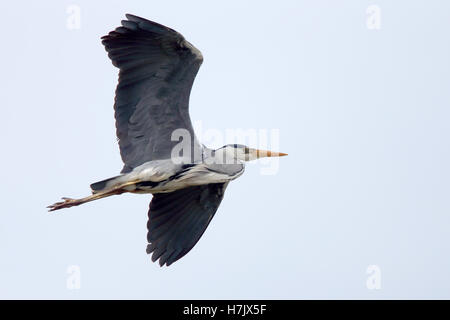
[48, 14, 287, 266]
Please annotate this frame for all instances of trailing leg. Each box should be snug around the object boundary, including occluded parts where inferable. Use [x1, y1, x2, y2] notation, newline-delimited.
[47, 188, 126, 212]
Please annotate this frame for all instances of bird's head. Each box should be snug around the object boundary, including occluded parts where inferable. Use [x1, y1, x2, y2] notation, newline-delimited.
[218, 144, 288, 162]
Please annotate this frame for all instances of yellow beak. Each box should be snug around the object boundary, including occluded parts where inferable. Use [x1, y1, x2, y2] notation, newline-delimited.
[255, 149, 288, 158]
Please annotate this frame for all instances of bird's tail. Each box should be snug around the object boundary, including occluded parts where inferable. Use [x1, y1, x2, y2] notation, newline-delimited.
[90, 175, 123, 193]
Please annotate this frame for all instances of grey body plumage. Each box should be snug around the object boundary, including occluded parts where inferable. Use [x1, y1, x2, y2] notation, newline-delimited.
[48, 14, 286, 266]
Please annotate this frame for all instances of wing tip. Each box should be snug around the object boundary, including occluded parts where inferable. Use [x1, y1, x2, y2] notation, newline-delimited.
[125, 13, 140, 21]
[146, 243, 183, 267]
[124, 13, 178, 35]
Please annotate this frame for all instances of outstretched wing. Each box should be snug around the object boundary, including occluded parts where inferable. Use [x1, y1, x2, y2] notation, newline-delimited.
[147, 183, 228, 266]
[102, 14, 203, 173]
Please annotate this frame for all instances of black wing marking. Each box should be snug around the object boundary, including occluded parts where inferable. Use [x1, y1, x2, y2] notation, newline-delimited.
[146, 183, 228, 266]
[102, 14, 203, 173]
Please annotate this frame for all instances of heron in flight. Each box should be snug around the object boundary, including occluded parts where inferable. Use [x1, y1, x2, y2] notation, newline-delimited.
[49, 14, 287, 266]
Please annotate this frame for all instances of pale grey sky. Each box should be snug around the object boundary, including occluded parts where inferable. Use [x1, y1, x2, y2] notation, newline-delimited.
[0, 0, 449, 299]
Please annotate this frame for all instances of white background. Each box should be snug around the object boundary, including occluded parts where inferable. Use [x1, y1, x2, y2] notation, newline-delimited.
[0, 0, 449, 298]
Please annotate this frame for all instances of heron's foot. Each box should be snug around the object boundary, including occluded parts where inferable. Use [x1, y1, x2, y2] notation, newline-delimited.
[47, 197, 80, 212]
